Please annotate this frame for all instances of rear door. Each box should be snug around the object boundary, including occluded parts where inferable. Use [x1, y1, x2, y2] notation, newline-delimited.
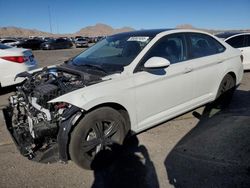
[186, 33, 226, 101]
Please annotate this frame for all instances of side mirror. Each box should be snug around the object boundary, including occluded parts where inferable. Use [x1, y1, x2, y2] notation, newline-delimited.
[144, 57, 170, 69]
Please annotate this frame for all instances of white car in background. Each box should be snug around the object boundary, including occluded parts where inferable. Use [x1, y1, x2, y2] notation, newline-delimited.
[0, 43, 37, 87]
[3, 29, 243, 169]
[75, 37, 88, 47]
[216, 32, 250, 70]
[0, 38, 21, 47]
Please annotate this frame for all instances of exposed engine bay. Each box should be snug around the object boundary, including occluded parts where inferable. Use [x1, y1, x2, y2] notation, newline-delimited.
[3, 64, 106, 162]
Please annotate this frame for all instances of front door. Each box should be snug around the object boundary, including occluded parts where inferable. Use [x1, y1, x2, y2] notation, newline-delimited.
[133, 33, 195, 131]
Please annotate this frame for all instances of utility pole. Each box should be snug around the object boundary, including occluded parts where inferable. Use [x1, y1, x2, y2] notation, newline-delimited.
[48, 5, 52, 33]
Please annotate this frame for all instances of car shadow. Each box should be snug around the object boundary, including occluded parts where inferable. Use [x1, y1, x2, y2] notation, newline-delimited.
[164, 89, 250, 187]
[91, 135, 159, 188]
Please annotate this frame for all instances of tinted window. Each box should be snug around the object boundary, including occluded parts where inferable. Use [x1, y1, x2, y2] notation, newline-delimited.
[2, 39, 16, 43]
[142, 34, 187, 64]
[226, 35, 245, 48]
[28, 39, 40, 43]
[77, 38, 87, 41]
[188, 33, 225, 58]
[56, 39, 66, 42]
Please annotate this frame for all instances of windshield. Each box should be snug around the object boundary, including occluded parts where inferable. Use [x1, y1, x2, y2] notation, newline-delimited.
[68, 34, 152, 73]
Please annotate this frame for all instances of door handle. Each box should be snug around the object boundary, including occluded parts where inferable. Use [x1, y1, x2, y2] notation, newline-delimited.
[184, 67, 193, 73]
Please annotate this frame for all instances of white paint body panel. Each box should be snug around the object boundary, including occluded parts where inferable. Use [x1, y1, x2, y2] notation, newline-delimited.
[0, 47, 37, 87]
[49, 29, 243, 133]
[224, 33, 250, 70]
[240, 46, 250, 70]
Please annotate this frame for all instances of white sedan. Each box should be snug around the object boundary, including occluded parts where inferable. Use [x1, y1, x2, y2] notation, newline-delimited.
[0, 44, 37, 87]
[0, 38, 21, 47]
[75, 38, 88, 47]
[3, 29, 243, 169]
[216, 32, 250, 70]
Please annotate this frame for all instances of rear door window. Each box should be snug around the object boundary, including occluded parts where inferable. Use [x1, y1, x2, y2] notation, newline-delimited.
[188, 33, 225, 59]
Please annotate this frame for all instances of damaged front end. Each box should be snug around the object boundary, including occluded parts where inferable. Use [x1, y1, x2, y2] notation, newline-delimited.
[3, 64, 106, 163]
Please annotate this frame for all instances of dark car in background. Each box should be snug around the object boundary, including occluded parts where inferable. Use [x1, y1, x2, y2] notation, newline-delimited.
[17, 39, 44, 50]
[41, 38, 73, 50]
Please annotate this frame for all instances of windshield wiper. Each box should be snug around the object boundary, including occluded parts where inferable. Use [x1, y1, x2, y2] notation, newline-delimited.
[78, 64, 108, 74]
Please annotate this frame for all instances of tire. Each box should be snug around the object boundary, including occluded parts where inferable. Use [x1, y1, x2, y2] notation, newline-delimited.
[69, 107, 126, 169]
[216, 74, 236, 107]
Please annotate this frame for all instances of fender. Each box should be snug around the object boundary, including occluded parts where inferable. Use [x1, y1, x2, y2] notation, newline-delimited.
[48, 77, 138, 132]
[57, 106, 82, 162]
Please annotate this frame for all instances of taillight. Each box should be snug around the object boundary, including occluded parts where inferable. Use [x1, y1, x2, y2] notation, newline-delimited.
[240, 55, 244, 63]
[1, 56, 28, 63]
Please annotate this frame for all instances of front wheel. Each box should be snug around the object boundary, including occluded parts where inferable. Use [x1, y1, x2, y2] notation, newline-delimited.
[69, 107, 126, 169]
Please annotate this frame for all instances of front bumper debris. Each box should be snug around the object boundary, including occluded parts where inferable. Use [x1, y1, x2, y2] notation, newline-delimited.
[2, 106, 59, 163]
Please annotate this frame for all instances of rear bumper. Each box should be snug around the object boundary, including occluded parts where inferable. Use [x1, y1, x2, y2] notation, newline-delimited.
[0, 63, 37, 87]
[243, 62, 250, 70]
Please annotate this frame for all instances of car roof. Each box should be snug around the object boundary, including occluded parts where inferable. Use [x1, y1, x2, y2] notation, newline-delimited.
[215, 32, 246, 39]
[110, 29, 174, 38]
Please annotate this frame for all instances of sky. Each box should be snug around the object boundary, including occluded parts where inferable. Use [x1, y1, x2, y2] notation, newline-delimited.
[0, 0, 249, 34]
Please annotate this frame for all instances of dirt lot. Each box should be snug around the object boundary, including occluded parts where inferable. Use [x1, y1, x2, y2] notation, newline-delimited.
[0, 48, 250, 188]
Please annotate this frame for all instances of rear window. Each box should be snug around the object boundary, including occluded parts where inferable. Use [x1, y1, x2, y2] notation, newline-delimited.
[0, 43, 12, 49]
[225, 35, 245, 48]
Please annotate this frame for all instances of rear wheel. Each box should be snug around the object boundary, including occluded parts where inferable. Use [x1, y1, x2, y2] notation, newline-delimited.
[216, 74, 236, 107]
[69, 107, 126, 169]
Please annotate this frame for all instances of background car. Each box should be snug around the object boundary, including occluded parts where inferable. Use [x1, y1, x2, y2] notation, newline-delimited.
[0, 38, 22, 47]
[40, 38, 73, 50]
[94, 36, 105, 43]
[216, 32, 250, 70]
[75, 38, 88, 47]
[17, 39, 44, 50]
[0, 43, 37, 87]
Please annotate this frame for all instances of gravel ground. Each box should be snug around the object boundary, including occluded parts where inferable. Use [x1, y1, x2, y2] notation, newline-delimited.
[0, 48, 250, 188]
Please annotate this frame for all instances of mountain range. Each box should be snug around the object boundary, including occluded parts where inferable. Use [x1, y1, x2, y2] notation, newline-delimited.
[0, 23, 134, 37]
[0, 23, 249, 37]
